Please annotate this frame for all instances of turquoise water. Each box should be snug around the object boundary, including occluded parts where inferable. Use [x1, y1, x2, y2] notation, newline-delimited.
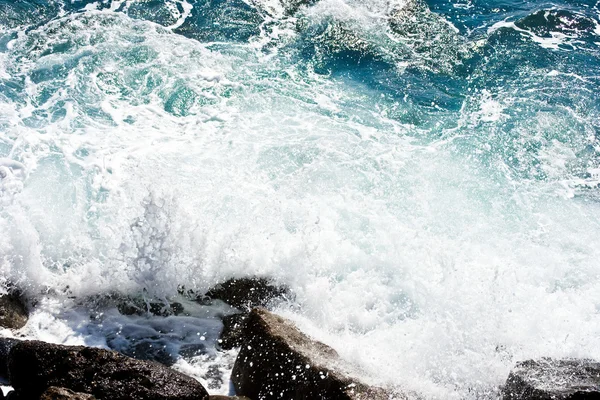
[1, 0, 600, 398]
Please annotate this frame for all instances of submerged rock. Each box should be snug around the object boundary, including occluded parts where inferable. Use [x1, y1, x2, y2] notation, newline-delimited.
[199, 277, 291, 312]
[503, 358, 600, 399]
[231, 308, 399, 400]
[280, 0, 318, 15]
[40, 387, 97, 400]
[0, 292, 28, 330]
[388, 0, 468, 72]
[117, 299, 185, 317]
[8, 340, 209, 400]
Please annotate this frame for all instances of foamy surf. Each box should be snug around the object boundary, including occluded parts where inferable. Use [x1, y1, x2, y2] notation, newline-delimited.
[0, 0, 600, 398]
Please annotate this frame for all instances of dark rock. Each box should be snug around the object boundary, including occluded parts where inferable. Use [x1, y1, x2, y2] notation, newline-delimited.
[149, 302, 184, 317]
[208, 397, 251, 400]
[231, 308, 399, 400]
[0, 338, 20, 381]
[119, 340, 177, 366]
[5, 391, 27, 400]
[40, 387, 96, 400]
[218, 313, 246, 350]
[280, 0, 318, 15]
[5, 391, 21, 400]
[117, 299, 185, 317]
[8, 340, 209, 400]
[199, 277, 290, 312]
[0, 293, 28, 330]
[503, 358, 600, 399]
[179, 343, 208, 359]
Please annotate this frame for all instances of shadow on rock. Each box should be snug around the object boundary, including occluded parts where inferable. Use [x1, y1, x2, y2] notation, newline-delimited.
[8, 340, 209, 400]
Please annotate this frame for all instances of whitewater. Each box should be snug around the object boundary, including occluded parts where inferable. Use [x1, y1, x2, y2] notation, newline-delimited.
[1, 0, 600, 398]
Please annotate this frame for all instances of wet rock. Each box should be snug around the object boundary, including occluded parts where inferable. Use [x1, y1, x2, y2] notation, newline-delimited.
[40, 387, 96, 400]
[179, 343, 208, 359]
[117, 299, 184, 317]
[218, 313, 246, 350]
[204, 364, 224, 390]
[231, 308, 398, 400]
[388, 0, 467, 72]
[199, 277, 290, 312]
[503, 358, 600, 399]
[5, 391, 21, 400]
[84, 292, 185, 318]
[8, 340, 209, 400]
[119, 340, 177, 366]
[280, 0, 318, 15]
[0, 338, 20, 381]
[0, 292, 28, 330]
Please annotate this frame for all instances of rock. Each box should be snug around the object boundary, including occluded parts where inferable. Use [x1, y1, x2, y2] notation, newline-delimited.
[40, 387, 97, 400]
[119, 339, 177, 367]
[388, 0, 467, 72]
[0, 338, 20, 381]
[0, 292, 28, 330]
[280, 0, 318, 15]
[8, 340, 209, 400]
[200, 278, 290, 312]
[208, 397, 251, 400]
[503, 358, 600, 399]
[231, 308, 399, 400]
[179, 343, 208, 358]
[5, 391, 27, 400]
[84, 292, 185, 318]
[117, 299, 185, 317]
[203, 364, 225, 390]
[218, 313, 246, 350]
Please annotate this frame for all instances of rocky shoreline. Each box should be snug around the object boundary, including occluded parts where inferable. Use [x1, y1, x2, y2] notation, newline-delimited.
[0, 279, 598, 400]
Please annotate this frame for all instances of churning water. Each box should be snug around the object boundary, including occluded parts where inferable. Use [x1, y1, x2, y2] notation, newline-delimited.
[1, 0, 600, 398]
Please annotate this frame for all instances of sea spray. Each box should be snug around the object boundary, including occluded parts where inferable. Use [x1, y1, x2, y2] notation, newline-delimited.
[0, 0, 599, 398]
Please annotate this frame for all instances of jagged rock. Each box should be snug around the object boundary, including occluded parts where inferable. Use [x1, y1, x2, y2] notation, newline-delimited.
[218, 313, 246, 350]
[231, 308, 398, 400]
[503, 358, 600, 399]
[0, 338, 20, 381]
[0, 292, 28, 330]
[40, 387, 96, 400]
[199, 278, 290, 312]
[8, 340, 209, 400]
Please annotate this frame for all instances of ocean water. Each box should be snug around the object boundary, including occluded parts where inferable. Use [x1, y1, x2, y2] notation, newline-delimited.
[1, 0, 600, 398]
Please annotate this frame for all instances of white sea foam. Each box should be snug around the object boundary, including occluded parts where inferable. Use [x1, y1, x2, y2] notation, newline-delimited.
[0, 5, 599, 400]
[488, 20, 571, 50]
